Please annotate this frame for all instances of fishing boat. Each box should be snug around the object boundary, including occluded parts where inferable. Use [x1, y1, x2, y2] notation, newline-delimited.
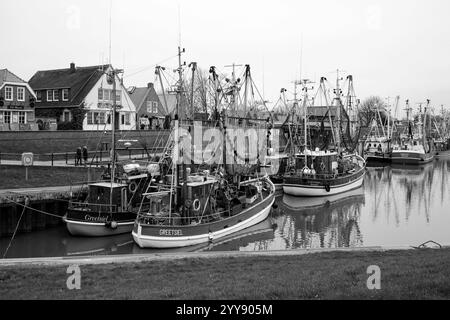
[391, 100, 434, 165]
[132, 52, 276, 248]
[282, 73, 366, 197]
[63, 68, 157, 236]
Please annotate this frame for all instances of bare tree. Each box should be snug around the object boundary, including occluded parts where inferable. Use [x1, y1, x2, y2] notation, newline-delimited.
[357, 96, 388, 127]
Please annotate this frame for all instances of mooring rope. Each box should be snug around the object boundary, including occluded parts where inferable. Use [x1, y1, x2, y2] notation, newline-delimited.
[2, 199, 28, 259]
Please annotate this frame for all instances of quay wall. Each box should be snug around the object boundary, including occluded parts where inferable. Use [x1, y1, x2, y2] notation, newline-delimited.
[0, 199, 67, 238]
[0, 130, 171, 154]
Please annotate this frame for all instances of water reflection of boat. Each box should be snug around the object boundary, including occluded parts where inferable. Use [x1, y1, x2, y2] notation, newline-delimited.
[280, 187, 365, 215]
[275, 188, 365, 249]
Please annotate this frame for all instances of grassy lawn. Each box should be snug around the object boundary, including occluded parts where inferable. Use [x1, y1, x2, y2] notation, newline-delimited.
[1, 249, 449, 299]
[0, 165, 103, 189]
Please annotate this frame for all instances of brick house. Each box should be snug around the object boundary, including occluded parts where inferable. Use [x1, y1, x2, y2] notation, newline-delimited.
[0, 69, 38, 131]
[29, 63, 136, 130]
[128, 83, 170, 130]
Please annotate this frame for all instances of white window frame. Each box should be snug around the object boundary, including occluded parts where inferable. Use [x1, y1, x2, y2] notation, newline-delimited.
[62, 89, 69, 101]
[4, 111, 11, 124]
[87, 111, 93, 125]
[53, 90, 59, 101]
[17, 87, 25, 102]
[47, 90, 53, 102]
[63, 110, 71, 122]
[18, 111, 26, 124]
[152, 101, 158, 114]
[5, 86, 13, 101]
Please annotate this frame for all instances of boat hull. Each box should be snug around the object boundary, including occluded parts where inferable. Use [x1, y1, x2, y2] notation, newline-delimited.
[391, 151, 434, 165]
[132, 193, 275, 249]
[365, 153, 391, 163]
[64, 217, 135, 237]
[283, 172, 365, 197]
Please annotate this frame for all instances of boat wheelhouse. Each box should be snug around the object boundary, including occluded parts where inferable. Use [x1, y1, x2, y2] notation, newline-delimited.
[364, 136, 391, 163]
[64, 162, 154, 236]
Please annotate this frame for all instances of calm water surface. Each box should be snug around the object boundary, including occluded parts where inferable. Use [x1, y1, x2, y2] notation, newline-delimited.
[1, 158, 449, 258]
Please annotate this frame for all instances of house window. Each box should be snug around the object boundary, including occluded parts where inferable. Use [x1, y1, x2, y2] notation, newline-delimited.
[103, 89, 110, 101]
[53, 90, 59, 101]
[98, 88, 103, 100]
[107, 113, 111, 124]
[98, 112, 105, 124]
[93, 112, 99, 124]
[47, 90, 53, 102]
[36, 91, 42, 102]
[19, 111, 26, 124]
[63, 111, 71, 122]
[62, 89, 69, 101]
[152, 101, 158, 113]
[121, 114, 125, 125]
[125, 113, 130, 125]
[5, 87, 13, 101]
[17, 87, 25, 101]
[4, 111, 11, 124]
[115, 90, 121, 103]
[87, 112, 93, 124]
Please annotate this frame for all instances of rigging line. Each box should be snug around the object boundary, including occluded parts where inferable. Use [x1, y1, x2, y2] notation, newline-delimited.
[2, 204, 27, 259]
[124, 54, 179, 78]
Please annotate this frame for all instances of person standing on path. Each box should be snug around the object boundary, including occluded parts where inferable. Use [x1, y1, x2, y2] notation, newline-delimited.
[75, 147, 82, 166]
[82, 146, 88, 166]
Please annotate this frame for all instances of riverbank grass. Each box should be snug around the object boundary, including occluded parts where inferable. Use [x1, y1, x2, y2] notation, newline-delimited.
[1, 248, 450, 299]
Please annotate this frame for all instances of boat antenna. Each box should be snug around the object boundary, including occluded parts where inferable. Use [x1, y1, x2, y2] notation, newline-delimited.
[108, 0, 112, 65]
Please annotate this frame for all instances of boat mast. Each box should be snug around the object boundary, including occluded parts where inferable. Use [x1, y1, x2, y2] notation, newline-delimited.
[109, 67, 123, 209]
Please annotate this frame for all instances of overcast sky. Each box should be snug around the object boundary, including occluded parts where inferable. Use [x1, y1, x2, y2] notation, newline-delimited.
[1, 0, 449, 118]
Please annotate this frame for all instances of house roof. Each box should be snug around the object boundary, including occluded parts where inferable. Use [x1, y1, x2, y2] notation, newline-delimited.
[0, 68, 36, 98]
[128, 87, 148, 109]
[29, 64, 110, 108]
[0, 69, 27, 86]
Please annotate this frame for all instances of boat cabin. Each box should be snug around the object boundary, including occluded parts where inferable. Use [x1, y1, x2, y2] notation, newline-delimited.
[86, 182, 129, 213]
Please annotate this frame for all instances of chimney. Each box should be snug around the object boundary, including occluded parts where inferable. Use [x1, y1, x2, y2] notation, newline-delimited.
[70, 62, 76, 73]
[147, 82, 154, 89]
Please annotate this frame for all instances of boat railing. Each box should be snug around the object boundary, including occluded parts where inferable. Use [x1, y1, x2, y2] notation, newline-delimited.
[68, 201, 118, 213]
[136, 207, 234, 226]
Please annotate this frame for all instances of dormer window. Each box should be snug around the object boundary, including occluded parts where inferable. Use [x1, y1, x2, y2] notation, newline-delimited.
[47, 90, 53, 102]
[53, 90, 59, 101]
[62, 89, 69, 101]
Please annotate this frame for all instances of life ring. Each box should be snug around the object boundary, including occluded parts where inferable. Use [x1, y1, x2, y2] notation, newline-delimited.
[129, 181, 138, 193]
[324, 184, 331, 192]
[193, 199, 201, 212]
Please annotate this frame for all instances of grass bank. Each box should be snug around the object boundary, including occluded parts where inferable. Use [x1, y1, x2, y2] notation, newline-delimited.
[0, 165, 103, 189]
[1, 248, 449, 299]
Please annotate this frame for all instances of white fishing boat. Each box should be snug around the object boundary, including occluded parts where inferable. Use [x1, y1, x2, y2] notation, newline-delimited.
[282, 72, 366, 197]
[132, 55, 276, 248]
[391, 100, 434, 165]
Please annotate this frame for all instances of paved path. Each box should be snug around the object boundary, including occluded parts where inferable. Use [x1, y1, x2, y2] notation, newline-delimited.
[2, 246, 448, 267]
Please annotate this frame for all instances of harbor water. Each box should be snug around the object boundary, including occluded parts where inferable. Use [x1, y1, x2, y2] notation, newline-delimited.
[1, 158, 449, 258]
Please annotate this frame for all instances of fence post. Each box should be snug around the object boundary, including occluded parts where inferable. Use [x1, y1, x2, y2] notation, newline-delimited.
[65, 153, 68, 164]
[51, 153, 54, 167]
[129, 149, 131, 159]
